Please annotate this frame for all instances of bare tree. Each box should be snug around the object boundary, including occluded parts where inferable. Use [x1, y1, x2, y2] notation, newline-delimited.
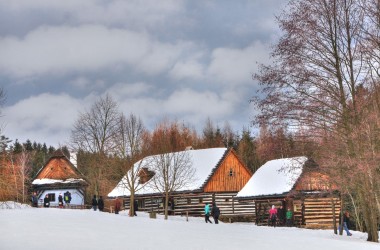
[14, 149, 32, 203]
[71, 94, 120, 154]
[253, 0, 379, 242]
[70, 94, 121, 198]
[148, 149, 195, 220]
[114, 113, 146, 216]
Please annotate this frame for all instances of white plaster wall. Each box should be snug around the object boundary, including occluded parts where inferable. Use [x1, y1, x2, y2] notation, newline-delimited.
[38, 189, 84, 206]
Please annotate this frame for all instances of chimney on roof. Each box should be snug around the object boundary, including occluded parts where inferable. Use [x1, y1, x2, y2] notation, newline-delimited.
[70, 152, 77, 168]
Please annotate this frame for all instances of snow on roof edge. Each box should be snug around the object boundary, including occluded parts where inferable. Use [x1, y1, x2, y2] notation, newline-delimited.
[236, 156, 308, 198]
[108, 147, 228, 198]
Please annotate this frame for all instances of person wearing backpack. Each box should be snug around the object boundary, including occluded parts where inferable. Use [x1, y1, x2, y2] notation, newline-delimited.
[211, 202, 220, 224]
[64, 191, 72, 208]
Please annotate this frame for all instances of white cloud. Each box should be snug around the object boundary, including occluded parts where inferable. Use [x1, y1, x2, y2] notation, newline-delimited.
[2, 92, 92, 146]
[0, 25, 189, 78]
[207, 41, 270, 85]
[108, 82, 154, 99]
[169, 54, 205, 80]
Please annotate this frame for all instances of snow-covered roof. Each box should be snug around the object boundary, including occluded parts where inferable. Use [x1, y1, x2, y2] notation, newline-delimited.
[32, 178, 85, 185]
[236, 156, 308, 198]
[108, 148, 228, 197]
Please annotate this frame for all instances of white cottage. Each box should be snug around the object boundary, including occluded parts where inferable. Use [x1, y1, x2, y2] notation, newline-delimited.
[32, 150, 88, 207]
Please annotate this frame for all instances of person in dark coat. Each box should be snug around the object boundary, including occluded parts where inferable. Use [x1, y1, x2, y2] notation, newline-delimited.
[43, 195, 50, 208]
[133, 200, 138, 216]
[98, 196, 104, 212]
[340, 211, 353, 236]
[115, 198, 121, 214]
[64, 191, 72, 208]
[31, 192, 38, 208]
[92, 195, 98, 211]
[211, 202, 220, 224]
[58, 193, 64, 208]
[277, 205, 285, 226]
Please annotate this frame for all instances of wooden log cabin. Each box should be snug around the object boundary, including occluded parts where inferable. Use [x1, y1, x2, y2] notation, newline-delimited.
[236, 157, 340, 229]
[108, 147, 254, 219]
[32, 150, 88, 207]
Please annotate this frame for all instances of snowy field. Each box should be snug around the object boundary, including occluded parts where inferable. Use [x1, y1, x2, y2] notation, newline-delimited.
[0, 202, 379, 250]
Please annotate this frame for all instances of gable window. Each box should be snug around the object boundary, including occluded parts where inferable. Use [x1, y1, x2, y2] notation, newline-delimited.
[48, 193, 56, 202]
[228, 168, 234, 177]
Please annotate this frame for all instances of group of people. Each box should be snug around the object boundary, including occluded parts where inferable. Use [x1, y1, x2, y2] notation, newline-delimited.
[204, 202, 220, 224]
[268, 205, 294, 227]
[91, 195, 105, 211]
[31, 191, 72, 208]
[267, 204, 353, 236]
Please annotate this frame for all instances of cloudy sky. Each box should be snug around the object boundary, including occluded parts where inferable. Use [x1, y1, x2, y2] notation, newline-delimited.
[0, 0, 284, 148]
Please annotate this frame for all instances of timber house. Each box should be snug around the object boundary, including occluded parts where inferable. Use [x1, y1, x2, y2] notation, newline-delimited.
[236, 157, 340, 229]
[108, 147, 254, 217]
[32, 150, 88, 207]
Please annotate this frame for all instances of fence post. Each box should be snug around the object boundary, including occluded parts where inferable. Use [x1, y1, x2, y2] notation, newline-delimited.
[186, 211, 188, 222]
[232, 196, 235, 214]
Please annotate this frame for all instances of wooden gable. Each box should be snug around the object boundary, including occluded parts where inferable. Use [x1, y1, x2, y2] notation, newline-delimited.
[294, 171, 337, 192]
[35, 155, 81, 180]
[203, 149, 252, 192]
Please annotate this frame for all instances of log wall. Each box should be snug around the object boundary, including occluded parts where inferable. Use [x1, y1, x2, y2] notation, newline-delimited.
[123, 192, 255, 218]
[294, 197, 341, 229]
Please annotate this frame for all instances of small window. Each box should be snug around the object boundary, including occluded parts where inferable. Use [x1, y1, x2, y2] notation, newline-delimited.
[138, 200, 145, 208]
[199, 198, 203, 204]
[187, 198, 191, 205]
[225, 198, 229, 202]
[48, 193, 56, 202]
[229, 168, 234, 177]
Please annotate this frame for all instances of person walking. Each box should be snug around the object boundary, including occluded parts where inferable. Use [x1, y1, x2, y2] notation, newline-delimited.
[286, 208, 293, 227]
[269, 205, 278, 227]
[133, 200, 138, 216]
[92, 195, 98, 211]
[341, 211, 353, 236]
[58, 193, 64, 208]
[204, 203, 212, 223]
[31, 192, 38, 208]
[98, 196, 104, 212]
[115, 198, 121, 214]
[43, 195, 50, 208]
[211, 202, 220, 224]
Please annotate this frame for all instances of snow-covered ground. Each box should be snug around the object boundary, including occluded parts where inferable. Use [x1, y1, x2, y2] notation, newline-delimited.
[0, 203, 378, 250]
